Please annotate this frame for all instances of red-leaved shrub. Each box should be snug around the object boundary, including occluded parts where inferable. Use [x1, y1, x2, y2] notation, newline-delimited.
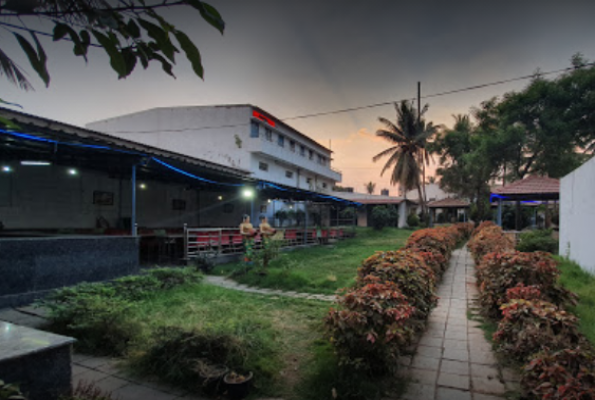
[521, 347, 595, 400]
[325, 276, 415, 373]
[478, 251, 576, 319]
[493, 299, 584, 362]
[358, 250, 436, 320]
[468, 225, 514, 264]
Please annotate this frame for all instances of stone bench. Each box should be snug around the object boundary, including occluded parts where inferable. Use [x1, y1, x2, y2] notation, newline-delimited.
[0, 321, 75, 400]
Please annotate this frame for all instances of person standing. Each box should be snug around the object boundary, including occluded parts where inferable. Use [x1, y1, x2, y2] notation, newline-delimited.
[239, 214, 256, 264]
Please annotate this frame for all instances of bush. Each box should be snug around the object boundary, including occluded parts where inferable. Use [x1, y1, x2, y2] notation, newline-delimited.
[468, 225, 515, 264]
[517, 229, 559, 254]
[63, 381, 117, 400]
[406, 228, 455, 259]
[358, 250, 437, 320]
[38, 268, 203, 355]
[371, 206, 390, 230]
[406, 213, 419, 227]
[1, 379, 26, 400]
[521, 347, 595, 400]
[325, 277, 414, 374]
[505, 284, 544, 302]
[493, 299, 584, 362]
[477, 251, 577, 319]
[132, 326, 247, 388]
[41, 286, 141, 355]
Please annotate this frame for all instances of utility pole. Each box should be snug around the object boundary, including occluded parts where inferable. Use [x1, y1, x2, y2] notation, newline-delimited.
[417, 81, 427, 218]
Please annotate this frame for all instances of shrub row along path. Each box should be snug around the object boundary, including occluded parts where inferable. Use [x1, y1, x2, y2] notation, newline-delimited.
[400, 246, 520, 400]
[203, 275, 335, 301]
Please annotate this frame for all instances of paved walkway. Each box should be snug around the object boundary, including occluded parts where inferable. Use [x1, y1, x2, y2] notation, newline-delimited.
[204, 275, 335, 301]
[400, 247, 520, 400]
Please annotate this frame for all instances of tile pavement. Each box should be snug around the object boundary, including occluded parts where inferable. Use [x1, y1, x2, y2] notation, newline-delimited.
[400, 246, 520, 400]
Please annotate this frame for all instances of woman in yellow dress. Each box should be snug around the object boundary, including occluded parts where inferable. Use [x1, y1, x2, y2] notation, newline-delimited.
[259, 215, 276, 249]
[239, 214, 256, 263]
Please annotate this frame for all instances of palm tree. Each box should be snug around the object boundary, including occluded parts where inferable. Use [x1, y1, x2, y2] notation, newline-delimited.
[365, 181, 376, 194]
[372, 101, 439, 216]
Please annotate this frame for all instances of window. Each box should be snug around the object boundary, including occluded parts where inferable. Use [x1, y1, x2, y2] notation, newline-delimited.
[265, 128, 273, 141]
[259, 162, 269, 171]
[260, 205, 267, 213]
[321, 157, 327, 166]
[278, 134, 285, 147]
[317, 155, 324, 164]
[300, 145, 306, 156]
[306, 177, 312, 184]
[290, 141, 296, 152]
[309, 150, 314, 160]
[285, 170, 293, 178]
[250, 121, 259, 138]
[322, 183, 327, 189]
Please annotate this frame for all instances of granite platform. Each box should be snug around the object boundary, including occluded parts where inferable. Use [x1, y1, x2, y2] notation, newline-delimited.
[0, 321, 75, 400]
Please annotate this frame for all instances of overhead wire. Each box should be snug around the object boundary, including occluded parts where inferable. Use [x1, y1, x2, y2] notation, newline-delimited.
[104, 62, 595, 134]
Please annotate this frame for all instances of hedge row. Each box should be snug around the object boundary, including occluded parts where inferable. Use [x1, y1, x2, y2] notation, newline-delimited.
[471, 223, 594, 400]
[324, 223, 473, 374]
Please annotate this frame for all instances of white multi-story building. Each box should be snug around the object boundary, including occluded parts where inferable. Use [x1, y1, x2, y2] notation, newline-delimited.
[87, 105, 341, 192]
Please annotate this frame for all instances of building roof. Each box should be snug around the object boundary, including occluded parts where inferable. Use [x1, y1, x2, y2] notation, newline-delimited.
[492, 175, 560, 201]
[331, 192, 408, 205]
[0, 106, 250, 178]
[88, 104, 333, 154]
[428, 198, 470, 208]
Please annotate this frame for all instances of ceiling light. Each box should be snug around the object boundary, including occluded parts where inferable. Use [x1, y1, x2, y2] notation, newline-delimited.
[2, 166, 12, 173]
[242, 188, 254, 199]
[218, 195, 223, 200]
[20, 161, 51, 166]
[139, 183, 147, 190]
[67, 168, 78, 176]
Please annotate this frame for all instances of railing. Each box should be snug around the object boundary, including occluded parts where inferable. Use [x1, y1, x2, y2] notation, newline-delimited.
[183, 226, 347, 260]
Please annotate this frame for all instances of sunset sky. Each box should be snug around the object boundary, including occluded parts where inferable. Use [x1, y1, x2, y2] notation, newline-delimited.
[1, 0, 595, 193]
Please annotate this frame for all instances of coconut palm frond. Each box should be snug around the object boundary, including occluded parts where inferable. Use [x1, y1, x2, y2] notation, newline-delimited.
[376, 129, 407, 144]
[372, 145, 399, 163]
[0, 47, 33, 91]
[380, 150, 401, 177]
[378, 117, 403, 136]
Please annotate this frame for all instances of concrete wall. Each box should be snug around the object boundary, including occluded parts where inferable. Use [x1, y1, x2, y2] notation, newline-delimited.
[560, 156, 595, 273]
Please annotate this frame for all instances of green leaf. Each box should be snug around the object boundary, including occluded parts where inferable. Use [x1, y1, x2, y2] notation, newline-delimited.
[53, 23, 70, 41]
[137, 18, 177, 62]
[13, 32, 50, 87]
[92, 30, 127, 78]
[150, 53, 175, 78]
[121, 48, 137, 76]
[126, 19, 141, 39]
[174, 30, 203, 79]
[185, 0, 225, 34]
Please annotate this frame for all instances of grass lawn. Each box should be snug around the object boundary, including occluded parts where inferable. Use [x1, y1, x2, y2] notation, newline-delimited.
[212, 227, 413, 294]
[125, 283, 330, 399]
[556, 256, 595, 344]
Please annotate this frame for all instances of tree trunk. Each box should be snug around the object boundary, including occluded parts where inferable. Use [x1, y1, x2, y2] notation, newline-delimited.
[417, 184, 425, 217]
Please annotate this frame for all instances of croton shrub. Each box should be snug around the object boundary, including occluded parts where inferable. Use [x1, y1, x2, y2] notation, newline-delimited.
[358, 250, 437, 320]
[521, 347, 595, 400]
[493, 298, 584, 362]
[326, 224, 472, 374]
[325, 277, 415, 373]
[467, 224, 515, 264]
[477, 251, 577, 319]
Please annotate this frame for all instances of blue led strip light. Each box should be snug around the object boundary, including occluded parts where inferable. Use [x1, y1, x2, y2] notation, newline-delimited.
[1, 128, 362, 204]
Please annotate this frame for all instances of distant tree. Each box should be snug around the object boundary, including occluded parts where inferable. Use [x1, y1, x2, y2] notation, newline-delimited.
[0, 0, 224, 90]
[431, 112, 498, 221]
[365, 181, 376, 194]
[426, 176, 436, 184]
[372, 101, 439, 217]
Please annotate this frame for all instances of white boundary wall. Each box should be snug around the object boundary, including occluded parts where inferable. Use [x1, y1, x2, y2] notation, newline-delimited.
[560, 156, 595, 273]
